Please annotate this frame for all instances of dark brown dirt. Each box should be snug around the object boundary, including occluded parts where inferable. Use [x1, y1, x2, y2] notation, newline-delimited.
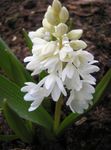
[0, 0, 111, 149]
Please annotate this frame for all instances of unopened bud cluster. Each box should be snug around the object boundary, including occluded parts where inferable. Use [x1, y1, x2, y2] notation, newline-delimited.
[21, 0, 99, 113]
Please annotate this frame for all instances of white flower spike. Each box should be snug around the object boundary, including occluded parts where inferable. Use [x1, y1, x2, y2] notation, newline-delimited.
[21, 0, 99, 114]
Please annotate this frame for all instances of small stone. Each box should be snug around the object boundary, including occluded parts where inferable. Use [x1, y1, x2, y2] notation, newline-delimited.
[12, 36, 17, 41]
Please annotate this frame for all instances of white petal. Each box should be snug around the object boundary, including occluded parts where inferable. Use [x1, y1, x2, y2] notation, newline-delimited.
[32, 37, 47, 45]
[24, 56, 33, 62]
[67, 65, 74, 79]
[43, 57, 59, 68]
[66, 82, 95, 114]
[51, 83, 61, 101]
[83, 74, 96, 85]
[26, 59, 39, 71]
[79, 64, 99, 75]
[41, 41, 57, 56]
[56, 76, 67, 96]
[66, 90, 74, 106]
[28, 98, 43, 111]
[21, 82, 37, 92]
[37, 77, 47, 87]
[24, 93, 35, 101]
[31, 68, 42, 76]
[73, 69, 82, 91]
[28, 106, 37, 112]
[59, 45, 73, 62]
[62, 63, 74, 81]
[89, 60, 98, 65]
[73, 57, 80, 67]
[85, 65, 100, 74]
[28, 28, 45, 39]
[70, 101, 84, 114]
[62, 67, 67, 81]
[45, 74, 55, 90]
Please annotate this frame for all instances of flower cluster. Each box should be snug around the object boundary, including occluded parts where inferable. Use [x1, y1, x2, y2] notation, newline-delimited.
[21, 0, 99, 113]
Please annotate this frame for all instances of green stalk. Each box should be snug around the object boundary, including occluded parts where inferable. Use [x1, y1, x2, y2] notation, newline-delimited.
[53, 95, 63, 134]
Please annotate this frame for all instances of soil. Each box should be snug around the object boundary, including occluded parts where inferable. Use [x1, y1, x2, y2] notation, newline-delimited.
[0, 0, 111, 149]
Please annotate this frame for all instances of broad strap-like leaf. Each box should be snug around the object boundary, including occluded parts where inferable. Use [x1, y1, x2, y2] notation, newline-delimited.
[57, 69, 111, 135]
[0, 37, 33, 86]
[3, 102, 33, 143]
[0, 135, 18, 142]
[0, 75, 53, 131]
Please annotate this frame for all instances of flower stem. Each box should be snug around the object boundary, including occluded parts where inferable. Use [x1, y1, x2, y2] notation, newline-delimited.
[53, 95, 63, 134]
[53, 37, 63, 134]
[59, 37, 62, 49]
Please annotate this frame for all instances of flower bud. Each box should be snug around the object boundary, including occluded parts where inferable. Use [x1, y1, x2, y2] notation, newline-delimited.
[52, 0, 61, 13]
[68, 29, 83, 40]
[70, 40, 87, 50]
[59, 7, 69, 23]
[54, 23, 68, 38]
[42, 18, 55, 33]
[29, 27, 45, 39]
[45, 6, 59, 25]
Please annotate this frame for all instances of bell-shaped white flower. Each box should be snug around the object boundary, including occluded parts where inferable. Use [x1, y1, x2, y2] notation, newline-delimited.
[31, 38, 47, 54]
[21, 82, 48, 111]
[62, 50, 99, 91]
[66, 83, 95, 113]
[29, 28, 45, 39]
[63, 67, 82, 91]
[72, 49, 94, 67]
[62, 63, 75, 81]
[59, 45, 73, 62]
[38, 73, 67, 101]
[29, 28, 51, 41]
[78, 64, 99, 85]
[24, 55, 43, 76]
[40, 56, 60, 73]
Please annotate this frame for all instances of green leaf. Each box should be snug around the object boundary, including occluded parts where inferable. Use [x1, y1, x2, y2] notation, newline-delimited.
[57, 69, 111, 136]
[0, 135, 18, 142]
[0, 37, 33, 86]
[3, 102, 33, 143]
[22, 28, 32, 51]
[0, 75, 53, 131]
[93, 69, 111, 104]
[39, 71, 47, 81]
